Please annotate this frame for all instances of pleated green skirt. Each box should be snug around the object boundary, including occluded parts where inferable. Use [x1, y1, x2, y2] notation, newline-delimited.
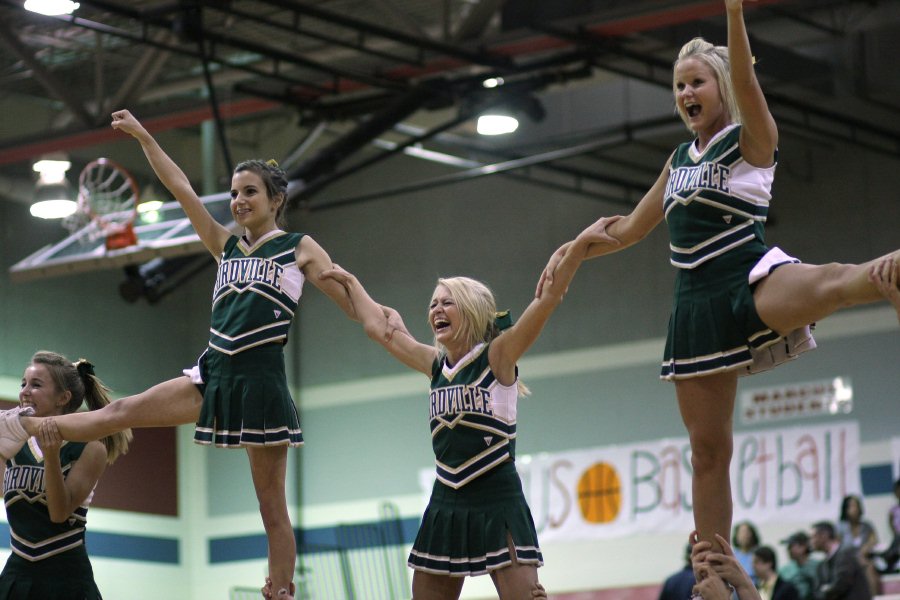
[192, 344, 303, 448]
[660, 246, 815, 380]
[0, 549, 102, 600]
[408, 461, 543, 577]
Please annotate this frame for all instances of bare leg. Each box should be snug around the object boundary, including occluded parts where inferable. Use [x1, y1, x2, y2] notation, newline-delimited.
[754, 251, 900, 335]
[676, 371, 738, 553]
[490, 534, 542, 600]
[20, 376, 202, 440]
[411, 571, 465, 600]
[247, 445, 295, 599]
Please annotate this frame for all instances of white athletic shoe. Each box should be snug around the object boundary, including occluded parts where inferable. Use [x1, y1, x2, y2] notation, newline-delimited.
[0, 406, 33, 459]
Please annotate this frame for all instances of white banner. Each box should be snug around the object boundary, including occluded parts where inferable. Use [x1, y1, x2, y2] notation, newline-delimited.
[420, 421, 860, 542]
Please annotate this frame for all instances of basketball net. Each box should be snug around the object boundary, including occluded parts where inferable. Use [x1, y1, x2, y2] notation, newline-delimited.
[78, 158, 139, 251]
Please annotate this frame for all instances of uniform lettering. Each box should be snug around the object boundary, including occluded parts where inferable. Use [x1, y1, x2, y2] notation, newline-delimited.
[429, 385, 493, 418]
[3, 465, 45, 494]
[214, 257, 285, 294]
[665, 163, 730, 198]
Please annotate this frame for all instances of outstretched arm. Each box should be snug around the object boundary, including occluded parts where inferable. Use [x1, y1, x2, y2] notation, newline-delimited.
[491, 221, 622, 382]
[725, 0, 778, 167]
[537, 156, 669, 295]
[111, 109, 231, 257]
[297, 235, 357, 320]
[869, 257, 900, 324]
[320, 265, 437, 375]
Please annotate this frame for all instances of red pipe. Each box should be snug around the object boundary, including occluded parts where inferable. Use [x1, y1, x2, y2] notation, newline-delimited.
[0, 98, 279, 166]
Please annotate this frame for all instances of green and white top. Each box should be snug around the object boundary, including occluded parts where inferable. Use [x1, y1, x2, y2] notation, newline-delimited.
[664, 124, 774, 269]
[209, 230, 305, 355]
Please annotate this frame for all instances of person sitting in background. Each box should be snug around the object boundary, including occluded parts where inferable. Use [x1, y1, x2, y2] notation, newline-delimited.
[810, 521, 871, 600]
[836, 495, 880, 595]
[691, 532, 761, 600]
[778, 531, 820, 600]
[659, 543, 697, 600]
[752, 546, 799, 600]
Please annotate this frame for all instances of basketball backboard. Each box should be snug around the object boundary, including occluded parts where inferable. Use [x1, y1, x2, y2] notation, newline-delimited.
[9, 192, 233, 283]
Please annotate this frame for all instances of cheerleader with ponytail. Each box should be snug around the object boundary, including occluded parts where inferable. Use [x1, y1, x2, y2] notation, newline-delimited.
[0, 351, 132, 599]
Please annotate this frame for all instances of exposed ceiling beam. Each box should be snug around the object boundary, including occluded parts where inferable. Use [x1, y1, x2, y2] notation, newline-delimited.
[103, 30, 175, 115]
[251, 0, 513, 71]
[0, 21, 97, 128]
[454, 0, 507, 41]
[208, 0, 423, 67]
[369, 0, 432, 40]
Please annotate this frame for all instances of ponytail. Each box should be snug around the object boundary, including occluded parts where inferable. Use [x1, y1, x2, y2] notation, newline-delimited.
[73, 358, 133, 464]
[31, 352, 132, 464]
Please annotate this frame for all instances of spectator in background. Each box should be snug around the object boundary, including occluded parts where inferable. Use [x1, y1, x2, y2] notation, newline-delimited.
[779, 531, 820, 600]
[837, 495, 880, 595]
[880, 479, 900, 573]
[733, 521, 762, 584]
[810, 521, 871, 600]
[659, 543, 696, 600]
[752, 546, 799, 600]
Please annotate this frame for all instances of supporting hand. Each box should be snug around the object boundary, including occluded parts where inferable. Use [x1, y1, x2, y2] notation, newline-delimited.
[535, 215, 623, 298]
[36, 417, 63, 454]
[574, 215, 624, 249]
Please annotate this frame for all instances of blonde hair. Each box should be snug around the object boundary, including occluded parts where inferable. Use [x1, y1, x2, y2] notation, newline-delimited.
[30, 351, 133, 464]
[430, 277, 530, 396]
[673, 37, 741, 132]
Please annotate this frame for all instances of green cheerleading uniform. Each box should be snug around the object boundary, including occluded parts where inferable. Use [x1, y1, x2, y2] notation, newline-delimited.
[188, 230, 304, 448]
[0, 439, 102, 600]
[408, 342, 543, 577]
[661, 123, 815, 380]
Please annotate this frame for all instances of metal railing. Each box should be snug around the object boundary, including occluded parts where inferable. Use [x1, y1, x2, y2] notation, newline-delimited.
[231, 503, 410, 600]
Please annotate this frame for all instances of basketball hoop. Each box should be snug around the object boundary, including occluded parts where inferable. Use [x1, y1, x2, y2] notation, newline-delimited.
[78, 158, 139, 251]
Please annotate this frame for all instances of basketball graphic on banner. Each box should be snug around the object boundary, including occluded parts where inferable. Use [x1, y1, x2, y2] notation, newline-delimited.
[577, 461, 622, 523]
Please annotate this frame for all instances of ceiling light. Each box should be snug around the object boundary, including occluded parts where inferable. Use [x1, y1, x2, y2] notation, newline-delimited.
[476, 114, 519, 136]
[482, 77, 505, 89]
[32, 159, 71, 184]
[23, 0, 79, 15]
[137, 200, 163, 213]
[31, 196, 77, 219]
[31, 158, 75, 218]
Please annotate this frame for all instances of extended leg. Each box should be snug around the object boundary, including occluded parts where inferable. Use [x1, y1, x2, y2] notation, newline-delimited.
[754, 251, 900, 335]
[22, 376, 202, 440]
[675, 371, 738, 552]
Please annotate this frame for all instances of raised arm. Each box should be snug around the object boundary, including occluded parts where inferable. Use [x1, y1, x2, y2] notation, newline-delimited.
[725, 0, 778, 166]
[491, 221, 620, 382]
[319, 265, 437, 375]
[537, 156, 668, 295]
[111, 109, 231, 257]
